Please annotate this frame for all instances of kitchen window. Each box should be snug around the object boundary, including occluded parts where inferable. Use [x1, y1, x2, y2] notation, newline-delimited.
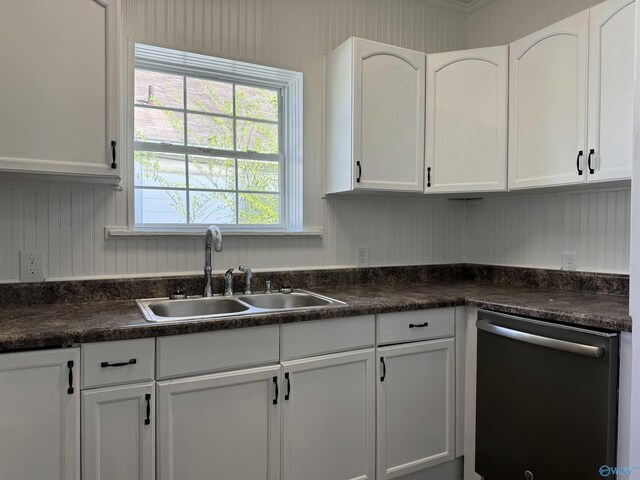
[132, 44, 303, 232]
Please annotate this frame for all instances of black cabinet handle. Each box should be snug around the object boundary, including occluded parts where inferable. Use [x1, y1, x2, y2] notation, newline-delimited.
[144, 393, 151, 425]
[588, 148, 595, 174]
[101, 358, 137, 368]
[409, 322, 429, 328]
[273, 376, 279, 405]
[356, 161, 362, 183]
[427, 167, 432, 188]
[380, 357, 386, 382]
[576, 150, 584, 175]
[285, 372, 291, 400]
[67, 360, 74, 394]
[111, 140, 117, 169]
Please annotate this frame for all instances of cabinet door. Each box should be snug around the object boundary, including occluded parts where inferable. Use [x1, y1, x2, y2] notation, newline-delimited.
[0, 0, 120, 180]
[157, 365, 280, 480]
[377, 339, 455, 479]
[426, 47, 508, 194]
[282, 349, 375, 480]
[354, 39, 425, 192]
[508, 11, 589, 189]
[587, 0, 635, 182]
[82, 383, 154, 480]
[0, 348, 80, 480]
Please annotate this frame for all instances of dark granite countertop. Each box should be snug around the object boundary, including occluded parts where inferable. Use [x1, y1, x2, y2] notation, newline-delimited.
[0, 280, 630, 351]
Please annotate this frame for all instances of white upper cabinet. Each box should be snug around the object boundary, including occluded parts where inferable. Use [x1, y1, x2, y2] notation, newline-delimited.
[0, 0, 120, 182]
[326, 37, 425, 194]
[508, 11, 589, 189]
[587, 0, 635, 182]
[426, 46, 508, 194]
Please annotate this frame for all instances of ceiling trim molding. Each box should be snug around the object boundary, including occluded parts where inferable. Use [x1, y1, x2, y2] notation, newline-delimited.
[408, 0, 496, 15]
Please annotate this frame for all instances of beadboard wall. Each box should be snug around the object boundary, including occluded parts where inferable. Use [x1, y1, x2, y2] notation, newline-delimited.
[463, 0, 632, 274]
[0, 0, 468, 282]
[466, 0, 604, 47]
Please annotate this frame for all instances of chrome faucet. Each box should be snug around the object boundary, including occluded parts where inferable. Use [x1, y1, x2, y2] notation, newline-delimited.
[203, 225, 222, 297]
[239, 265, 253, 295]
[224, 268, 234, 296]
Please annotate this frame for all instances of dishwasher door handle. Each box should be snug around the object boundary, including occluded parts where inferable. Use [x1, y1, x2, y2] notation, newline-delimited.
[477, 321, 603, 358]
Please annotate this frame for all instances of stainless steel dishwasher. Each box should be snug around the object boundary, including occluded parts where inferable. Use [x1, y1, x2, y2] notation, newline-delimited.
[475, 310, 619, 480]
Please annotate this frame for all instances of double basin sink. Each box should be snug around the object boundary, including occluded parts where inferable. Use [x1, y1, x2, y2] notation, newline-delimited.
[137, 290, 345, 322]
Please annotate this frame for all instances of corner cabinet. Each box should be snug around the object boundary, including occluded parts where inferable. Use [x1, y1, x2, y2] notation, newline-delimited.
[326, 37, 425, 194]
[0, 0, 120, 182]
[508, 0, 634, 190]
[425, 46, 508, 194]
[0, 348, 80, 480]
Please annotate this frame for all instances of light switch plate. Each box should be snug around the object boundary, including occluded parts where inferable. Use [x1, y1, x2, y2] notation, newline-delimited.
[19, 249, 45, 282]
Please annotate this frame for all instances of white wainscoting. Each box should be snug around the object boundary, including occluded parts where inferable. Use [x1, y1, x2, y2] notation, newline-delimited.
[464, 188, 631, 273]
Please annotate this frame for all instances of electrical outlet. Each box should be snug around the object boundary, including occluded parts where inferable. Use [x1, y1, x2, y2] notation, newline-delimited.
[562, 252, 577, 271]
[357, 246, 370, 268]
[20, 250, 45, 282]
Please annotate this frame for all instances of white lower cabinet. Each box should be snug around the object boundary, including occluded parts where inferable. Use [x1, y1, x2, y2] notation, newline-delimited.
[0, 348, 80, 480]
[281, 349, 376, 480]
[377, 339, 456, 479]
[82, 383, 155, 480]
[157, 364, 281, 480]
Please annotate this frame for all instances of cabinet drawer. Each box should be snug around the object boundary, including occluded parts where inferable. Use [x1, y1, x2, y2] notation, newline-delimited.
[281, 315, 375, 360]
[377, 308, 455, 345]
[82, 338, 155, 389]
[156, 325, 280, 380]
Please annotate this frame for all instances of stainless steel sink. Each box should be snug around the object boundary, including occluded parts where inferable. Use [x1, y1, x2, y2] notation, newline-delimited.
[137, 289, 345, 322]
[238, 292, 333, 309]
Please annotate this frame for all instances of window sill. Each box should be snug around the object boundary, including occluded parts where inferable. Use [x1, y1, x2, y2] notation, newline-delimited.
[104, 226, 323, 239]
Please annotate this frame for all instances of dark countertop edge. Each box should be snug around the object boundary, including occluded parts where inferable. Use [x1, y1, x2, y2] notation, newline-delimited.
[0, 294, 630, 352]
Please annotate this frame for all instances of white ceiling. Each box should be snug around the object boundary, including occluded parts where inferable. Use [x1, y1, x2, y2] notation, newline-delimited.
[409, 0, 496, 14]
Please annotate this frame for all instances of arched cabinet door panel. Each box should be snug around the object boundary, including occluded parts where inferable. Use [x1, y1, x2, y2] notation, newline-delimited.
[326, 37, 425, 194]
[587, 0, 635, 182]
[508, 11, 589, 190]
[0, 0, 120, 182]
[426, 46, 508, 194]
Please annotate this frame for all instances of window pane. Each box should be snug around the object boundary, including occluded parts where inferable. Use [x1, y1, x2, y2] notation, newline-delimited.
[135, 188, 187, 224]
[238, 159, 278, 192]
[239, 193, 279, 224]
[189, 191, 236, 224]
[135, 152, 186, 188]
[187, 78, 233, 115]
[188, 156, 236, 190]
[235, 85, 278, 121]
[135, 70, 184, 109]
[135, 106, 184, 144]
[187, 114, 234, 150]
[236, 120, 278, 154]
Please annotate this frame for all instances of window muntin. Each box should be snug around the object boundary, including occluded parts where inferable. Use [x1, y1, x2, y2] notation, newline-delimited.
[133, 68, 282, 227]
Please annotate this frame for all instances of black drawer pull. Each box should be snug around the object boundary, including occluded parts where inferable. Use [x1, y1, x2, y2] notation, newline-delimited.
[144, 393, 151, 425]
[101, 359, 137, 368]
[285, 372, 291, 400]
[111, 140, 117, 169]
[409, 322, 429, 328]
[380, 357, 386, 382]
[67, 360, 75, 394]
[273, 376, 279, 405]
[356, 161, 362, 183]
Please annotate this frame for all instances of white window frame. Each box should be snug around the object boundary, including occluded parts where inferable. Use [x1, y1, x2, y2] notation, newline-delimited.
[126, 43, 303, 234]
